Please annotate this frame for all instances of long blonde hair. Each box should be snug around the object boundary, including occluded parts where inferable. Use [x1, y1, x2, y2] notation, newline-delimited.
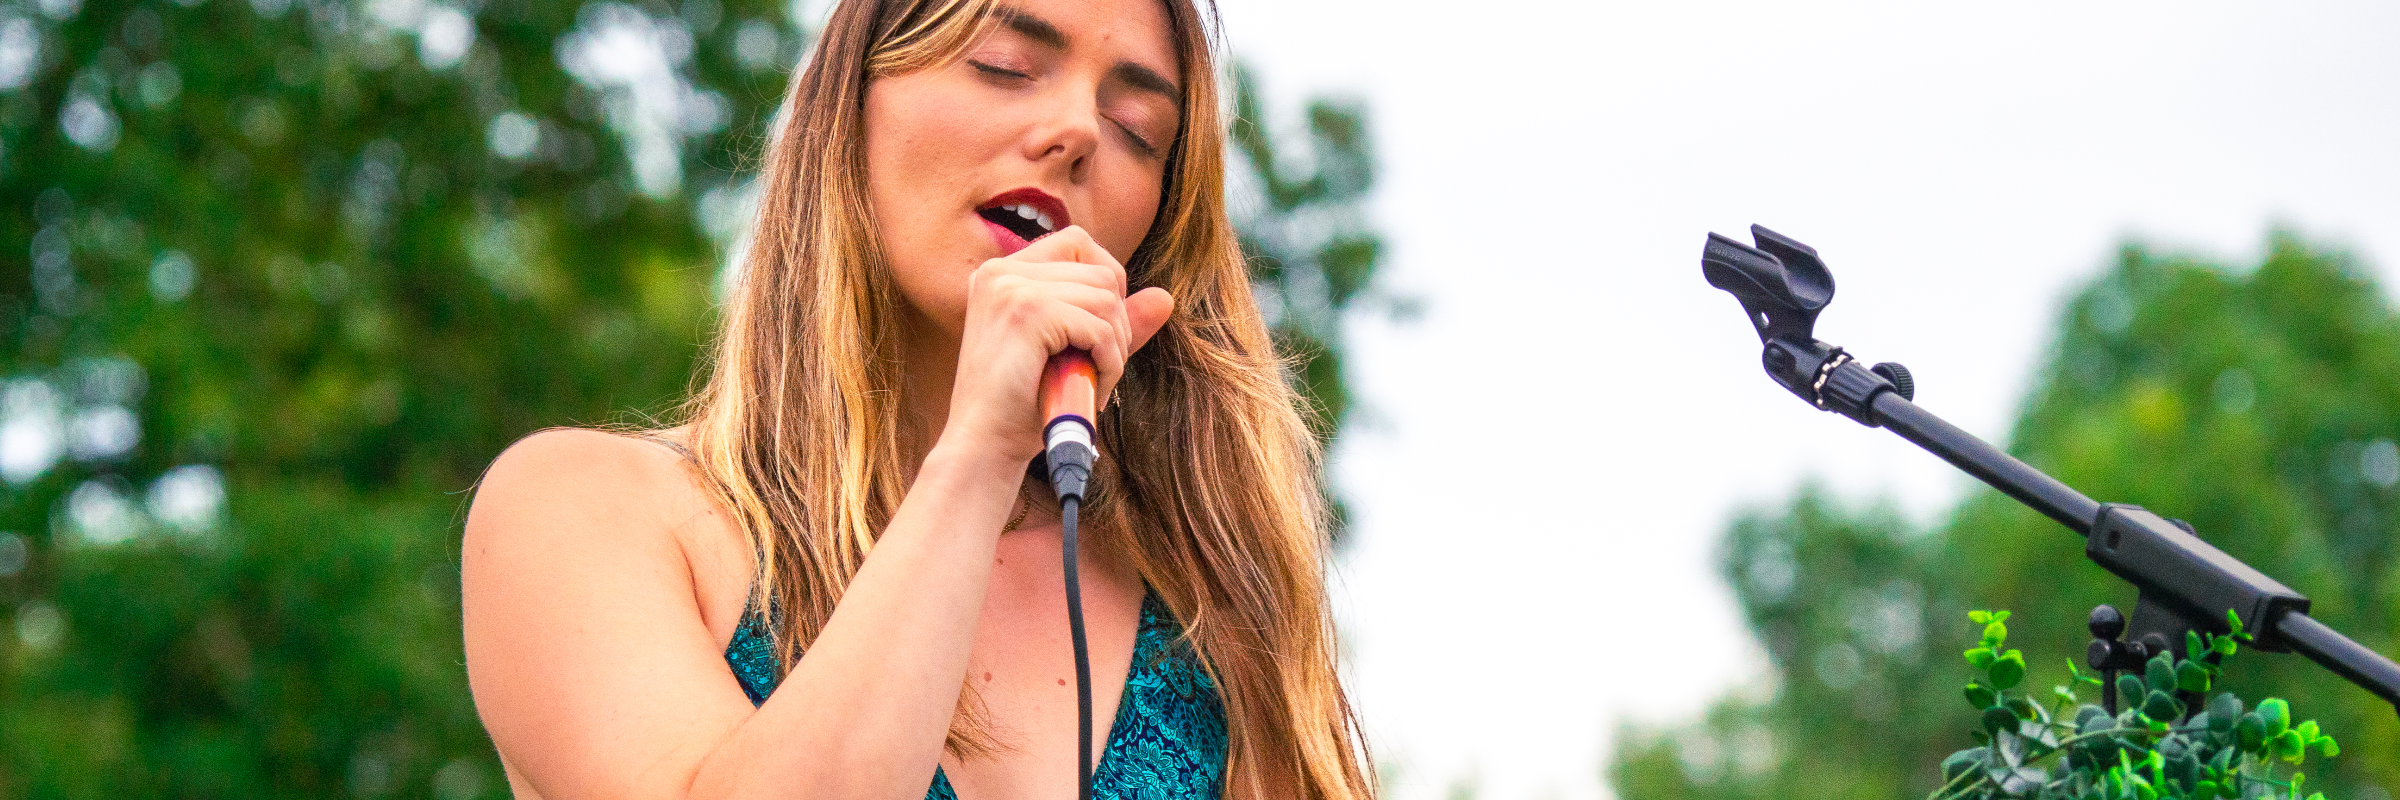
[676, 0, 1372, 797]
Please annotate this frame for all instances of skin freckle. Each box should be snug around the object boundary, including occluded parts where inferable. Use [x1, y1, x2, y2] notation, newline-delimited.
[1057, 678, 1066, 686]
[984, 671, 994, 682]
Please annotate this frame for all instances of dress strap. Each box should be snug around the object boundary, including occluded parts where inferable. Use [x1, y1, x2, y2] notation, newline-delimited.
[628, 431, 695, 461]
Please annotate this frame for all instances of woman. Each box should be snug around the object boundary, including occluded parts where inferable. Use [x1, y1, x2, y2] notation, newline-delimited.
[460, 0, 1372, 797]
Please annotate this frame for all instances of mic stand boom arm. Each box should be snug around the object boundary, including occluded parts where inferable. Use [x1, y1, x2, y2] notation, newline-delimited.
[1700, 225, 2400, 718]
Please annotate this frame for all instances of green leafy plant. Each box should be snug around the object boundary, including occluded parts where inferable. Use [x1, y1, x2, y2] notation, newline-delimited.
[1938, 609, 2340, 800]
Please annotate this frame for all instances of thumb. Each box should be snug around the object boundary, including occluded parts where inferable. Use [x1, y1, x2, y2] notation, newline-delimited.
[1125, 287, 1174, 353]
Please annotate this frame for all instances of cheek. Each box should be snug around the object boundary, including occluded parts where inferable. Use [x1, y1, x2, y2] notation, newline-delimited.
[865, 81, 973, 233]
[863, 79, 988, 329]
[1095, 167, 1168, 262]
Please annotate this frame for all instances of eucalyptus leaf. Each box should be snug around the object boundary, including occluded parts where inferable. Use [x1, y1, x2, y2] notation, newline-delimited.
[1967, 682, 2000, 711]
[1942, 746, 1989, 782]
[2206, 694, 2242, 728]
[1984, 705, 2021, 736]
[2257, 699, 2289, 738]
[2145, 654, 2177, 694]
[1991, 651, 2027, 690]
[2118, 675, 2148, 705]
[2271, 729, 2305, 762]
[2235, 713, 2267, 751]
[2176, 660, 2212, 693]
[1892, 611, 2339, 800]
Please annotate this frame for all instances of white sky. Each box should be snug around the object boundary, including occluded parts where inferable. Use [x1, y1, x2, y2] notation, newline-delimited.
[1203, 2, 2400, 798]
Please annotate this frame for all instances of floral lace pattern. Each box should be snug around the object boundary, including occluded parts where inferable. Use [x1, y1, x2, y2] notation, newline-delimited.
[724, 591, 1227, 799]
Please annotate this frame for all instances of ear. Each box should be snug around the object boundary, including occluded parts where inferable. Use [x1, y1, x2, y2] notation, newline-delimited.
[1125, 287, 1174, 352]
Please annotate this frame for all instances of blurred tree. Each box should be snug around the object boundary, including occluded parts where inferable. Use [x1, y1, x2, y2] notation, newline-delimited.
[0, 0, 1389, 794]
[1611, 234, 2399, 799]
[1230, 61, 1375, 439]
[1226, 61, 1406, 534]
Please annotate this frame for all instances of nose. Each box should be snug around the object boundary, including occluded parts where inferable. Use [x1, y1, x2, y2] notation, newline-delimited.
[1021, 83, 1102, 184]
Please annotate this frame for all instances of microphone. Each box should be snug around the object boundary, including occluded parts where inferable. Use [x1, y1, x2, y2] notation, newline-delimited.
[1039, 350, 1098, 501]
[1037, 349, 1098, 800]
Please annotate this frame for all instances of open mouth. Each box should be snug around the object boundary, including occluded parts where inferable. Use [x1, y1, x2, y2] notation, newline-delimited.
[978, 202, 1058, 242]
[977, 189, 1068, 248]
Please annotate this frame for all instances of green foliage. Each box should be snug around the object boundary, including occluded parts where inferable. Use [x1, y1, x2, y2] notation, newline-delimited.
[1611, 235, 2400, 800]
[1937, 609, 2338, 800]
[0, 0, 1388, 795]
[6, 0, 784, 792]
[1229, 61, 1405, 447]
[1226, 63, 1401, 536]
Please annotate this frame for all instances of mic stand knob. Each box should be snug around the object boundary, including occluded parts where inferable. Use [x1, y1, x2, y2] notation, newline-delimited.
[2087, 604, 2138, 715]
[1870, 362, 1914, 401]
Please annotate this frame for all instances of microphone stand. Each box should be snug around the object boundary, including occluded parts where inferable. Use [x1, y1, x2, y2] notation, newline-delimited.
[1699, 225, 2400, 719]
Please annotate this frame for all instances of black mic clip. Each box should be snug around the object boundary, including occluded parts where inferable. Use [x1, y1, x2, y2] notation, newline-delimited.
[1702, 225, 1914, 427]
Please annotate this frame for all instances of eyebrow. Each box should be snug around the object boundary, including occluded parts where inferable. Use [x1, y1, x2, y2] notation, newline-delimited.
[990, 6, 1182, 100]
[1111, 62, 1179, 101]
[993, 6, 1068, 50]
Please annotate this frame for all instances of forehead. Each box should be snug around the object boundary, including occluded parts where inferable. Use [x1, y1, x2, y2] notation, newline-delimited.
[991, 0, 1180, 73]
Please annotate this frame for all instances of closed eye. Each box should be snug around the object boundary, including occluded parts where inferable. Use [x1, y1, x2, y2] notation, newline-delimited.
[1113, 120, 1160, 157]
[969, 60, 1031, 81]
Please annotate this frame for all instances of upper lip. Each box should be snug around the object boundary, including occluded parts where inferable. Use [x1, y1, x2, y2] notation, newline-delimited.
[978, 188, 1071, 235]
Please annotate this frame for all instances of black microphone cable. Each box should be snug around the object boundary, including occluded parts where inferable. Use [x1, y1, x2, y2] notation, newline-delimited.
[1044, 418, 1097, 800]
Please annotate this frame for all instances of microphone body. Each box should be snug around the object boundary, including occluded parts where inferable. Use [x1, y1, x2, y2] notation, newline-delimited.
[1040, 350, 1098, 501]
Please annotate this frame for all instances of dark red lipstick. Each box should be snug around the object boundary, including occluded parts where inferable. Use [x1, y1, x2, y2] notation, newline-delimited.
[976, 188, 1070, 255]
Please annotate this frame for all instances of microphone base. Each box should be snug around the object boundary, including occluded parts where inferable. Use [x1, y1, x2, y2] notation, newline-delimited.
[1044, 418, 1096, 502]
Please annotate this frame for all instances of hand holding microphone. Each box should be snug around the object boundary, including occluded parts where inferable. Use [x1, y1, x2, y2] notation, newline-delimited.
[949, 226, 1171, 464]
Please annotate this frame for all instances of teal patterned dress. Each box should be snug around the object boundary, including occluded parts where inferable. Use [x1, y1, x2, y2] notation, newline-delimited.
[724, 591, 1228, 799]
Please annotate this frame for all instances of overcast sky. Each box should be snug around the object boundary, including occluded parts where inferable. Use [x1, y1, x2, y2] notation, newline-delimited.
[1199, 2, 2400, 798]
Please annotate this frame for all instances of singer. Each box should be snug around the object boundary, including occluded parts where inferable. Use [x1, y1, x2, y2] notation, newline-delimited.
[460, 0, 1372, 798]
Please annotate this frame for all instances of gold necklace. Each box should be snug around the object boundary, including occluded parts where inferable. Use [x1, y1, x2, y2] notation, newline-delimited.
[1000, 483, 1034, 533]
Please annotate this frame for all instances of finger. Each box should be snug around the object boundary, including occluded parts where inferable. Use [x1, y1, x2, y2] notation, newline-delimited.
[1097, 288, 1172, 404]
[1014, 226, 1119, 268]
[1089, 287, 1161, 406]
[978, 258, 1122, 295]
[1047, 299, 1127, 390]
[1124, 288, 1174, 354]
[974, 272, 1128, 355]
[1011, 227, 1125, 294]
[1038, 282, 1131, 340]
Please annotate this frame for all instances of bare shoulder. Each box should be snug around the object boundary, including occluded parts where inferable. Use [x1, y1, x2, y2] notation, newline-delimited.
[462, 427, 747, 618]
[461, 427, 759, 798]
[475, 427, 699, 505]
[468, 428, 712, 543]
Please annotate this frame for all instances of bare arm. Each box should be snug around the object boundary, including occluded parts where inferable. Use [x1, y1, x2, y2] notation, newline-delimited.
[461, 227, 1173, 800]
[464, 428, 1024, 800]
